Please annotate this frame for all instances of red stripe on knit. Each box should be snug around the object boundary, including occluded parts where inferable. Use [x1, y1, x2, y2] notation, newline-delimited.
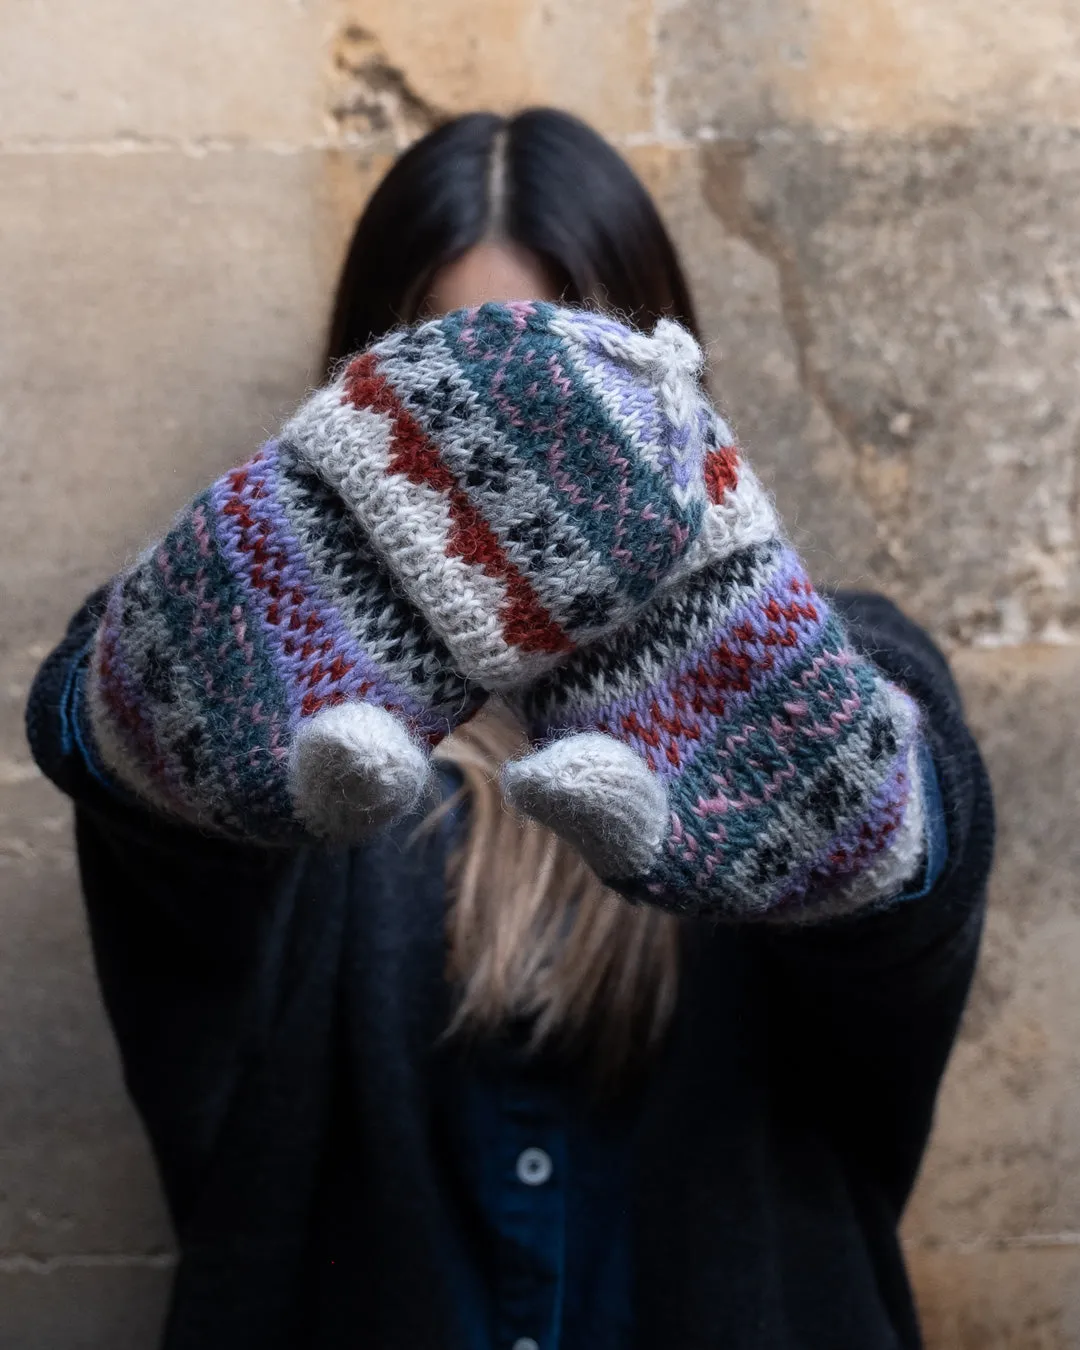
[342, 352, 571, 657]
[704, 445, 740, 504]
[606, 591, 820, 772]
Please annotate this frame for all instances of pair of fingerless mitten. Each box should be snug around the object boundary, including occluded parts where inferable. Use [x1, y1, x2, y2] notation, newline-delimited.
[87, 301, 927, 921]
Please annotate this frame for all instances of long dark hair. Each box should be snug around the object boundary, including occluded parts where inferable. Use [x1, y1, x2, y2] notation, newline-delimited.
[323, 108, 699, 376]
[327, 110, 694, 1078]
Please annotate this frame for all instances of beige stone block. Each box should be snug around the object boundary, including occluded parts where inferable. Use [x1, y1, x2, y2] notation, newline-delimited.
[0, 856, 175, 1257]
[907, 1247, 1080, 1349]
[332, 0, 654, 135]
[623, 144, 885, 587]
[905, 647, 1080, 1245]
[0, 1263, 172, 1350]
[0, 146, 382, 622]
[1, 0, 332, 144]
[3, 0, 655, 150]
[696, 128, 1080, 646]
[787, 0, 1080, 133]
[656, 0, 799, 139]
[657, 0, 1080, 136]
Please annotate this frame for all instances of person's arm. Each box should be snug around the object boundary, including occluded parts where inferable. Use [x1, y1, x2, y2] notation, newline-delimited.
[505, 532, 938, 922]
[749, 592, 994, 1210]
[27, 593, 310, 1224]
[25, 584, 289, 914]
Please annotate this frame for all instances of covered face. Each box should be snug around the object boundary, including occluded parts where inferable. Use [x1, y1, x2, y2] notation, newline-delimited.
[287, 300, 776, 690]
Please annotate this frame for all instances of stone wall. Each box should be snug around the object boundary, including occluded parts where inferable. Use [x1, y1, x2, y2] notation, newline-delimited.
[2, 1, 1077, 1344]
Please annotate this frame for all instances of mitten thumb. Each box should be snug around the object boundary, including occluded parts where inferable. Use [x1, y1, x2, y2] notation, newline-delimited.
[289, 703, 432, 843]
[501, 732, 667, 882]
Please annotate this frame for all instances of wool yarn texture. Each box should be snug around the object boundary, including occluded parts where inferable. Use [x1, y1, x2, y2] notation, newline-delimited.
[502, 483, 930, 923]
[86, 301, 770, 844]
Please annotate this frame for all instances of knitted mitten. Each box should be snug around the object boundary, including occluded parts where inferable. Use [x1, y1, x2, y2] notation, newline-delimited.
[88, 302, 757, 844]
[502, 423, 928, 923]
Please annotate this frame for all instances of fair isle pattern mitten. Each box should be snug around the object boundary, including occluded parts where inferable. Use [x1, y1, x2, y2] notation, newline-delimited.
[503, 440, 928, 923]
[89, 302, 771, 844]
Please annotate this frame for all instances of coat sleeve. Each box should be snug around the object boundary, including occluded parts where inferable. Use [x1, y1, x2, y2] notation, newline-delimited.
[750, 591, 994, 1212]
[25, 592, 320, 1225]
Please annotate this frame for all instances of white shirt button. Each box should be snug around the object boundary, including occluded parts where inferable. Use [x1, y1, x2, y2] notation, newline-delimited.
[515, 1147, 553, 1186]
[512, 1340, 540, 1350]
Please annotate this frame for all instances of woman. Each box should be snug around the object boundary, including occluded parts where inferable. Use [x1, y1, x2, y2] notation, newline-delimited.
[26, 109, 993, 1350]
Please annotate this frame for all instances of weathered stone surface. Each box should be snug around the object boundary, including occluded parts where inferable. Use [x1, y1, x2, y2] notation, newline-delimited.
[904, 646, 1080, 1244]
[0, 0, 329, 143]
[0, 1264, 172, 1350]
[1, 149, 351, 587]
[657, 0, 1080, 137]
[907, 1247, 1080, 1349]
[0, 856, 174, 1256]
[951, 646, 1080, 927]
[335, 0, 654, 135]
[781, 0, 1080, 132]
[698, 128, 1080, 646]
[626, 143, 885, 586]
[656, 0, 809, 139]
[3, 1, 1080, 1345]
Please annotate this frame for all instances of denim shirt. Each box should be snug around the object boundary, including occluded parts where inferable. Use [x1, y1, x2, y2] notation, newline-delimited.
[435, 1033, 641, 1350]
